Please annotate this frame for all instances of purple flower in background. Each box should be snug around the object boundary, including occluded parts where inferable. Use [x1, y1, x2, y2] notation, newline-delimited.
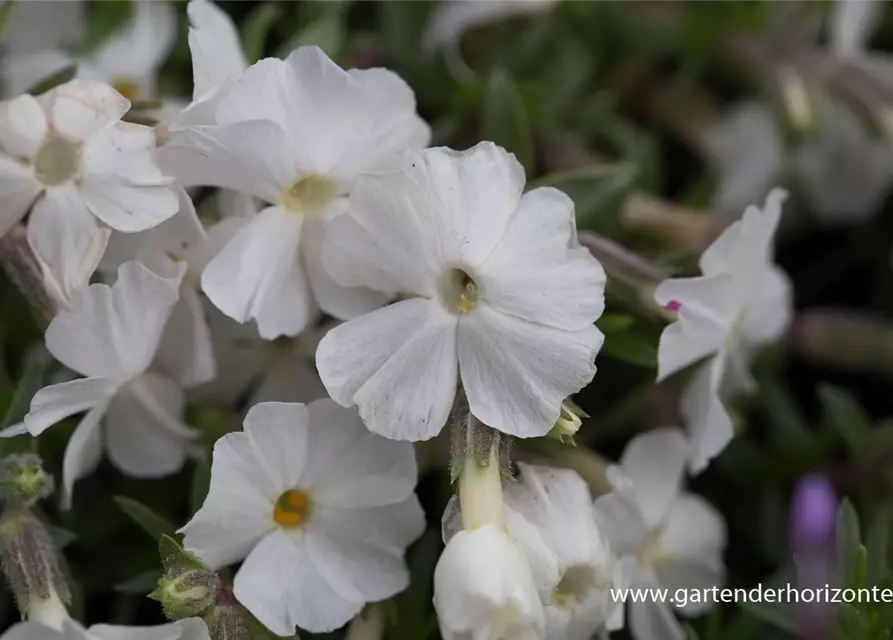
[789, 474, 838, 639]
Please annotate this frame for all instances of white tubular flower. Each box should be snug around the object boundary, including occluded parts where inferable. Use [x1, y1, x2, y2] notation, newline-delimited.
[180, 399, 424, 635]
[1, 618, 210, 640]
[316, 142, 606, 441]
[160, 46, 430, 338]
[435, 446, 544, 640]
[102, 189, 216, 388]
[0, 80, 178, 274]
[701, 103, 783, 218]
[830, 0, 883, 59]
[504, 464, 623, 639]
[423, 0, 559, 53]
[2, 2, 176, 101]
[18, 262, 199, 508]
[1, 0, 85, 56]
[593, 429, 727, 640]
[654, 188, 792, 472]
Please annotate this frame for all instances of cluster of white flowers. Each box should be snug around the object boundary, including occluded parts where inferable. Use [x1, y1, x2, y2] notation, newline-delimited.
[0, 1, 794, 639]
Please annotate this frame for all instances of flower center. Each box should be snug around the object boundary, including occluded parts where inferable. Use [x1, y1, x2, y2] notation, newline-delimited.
[280, 175, 336, 215]
[112, 77, 140, 101]
[34, 135, 81, 186]
[437, 268, 478, 315]
[272, 489, 311, 529]
[551, 564, 598, 609]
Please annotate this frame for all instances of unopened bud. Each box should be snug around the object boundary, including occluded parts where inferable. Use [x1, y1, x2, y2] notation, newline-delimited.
[0, 506, 70, 621]
[548, 401, 586, 444]
[152, 535, 221, 620]
[790, 309, 893, 377]
[0, 454, 54, 506]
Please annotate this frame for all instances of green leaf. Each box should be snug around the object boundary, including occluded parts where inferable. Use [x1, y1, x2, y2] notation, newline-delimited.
[757, 372, 811, 452]
[46, 525, 77, 550]
[241, 3, 283, 65]
[0, 1, 17, 40]
[158, 534, 207, 574]
[529, 163, 639, 229]
[189, 459, 211, 515]
[115, 569, 162, 595]
[865, 507, 890, 586]
[838, 602, 870, 637]
[738, 599, 798, 634]
[837, 499, 862, 585]
[26, 64, 78, 96]
[818, 384, 872, 457]
[596, 313, 635, 334]
[113, 496, 176, 542]
[684, 624, 701, 640]
[2, 349, 51, 429]
[601, 329, 657, 368]
[482, 68, 534, 174]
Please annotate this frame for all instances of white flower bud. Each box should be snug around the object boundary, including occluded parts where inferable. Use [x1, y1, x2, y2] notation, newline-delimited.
[434, 524, 544, 640]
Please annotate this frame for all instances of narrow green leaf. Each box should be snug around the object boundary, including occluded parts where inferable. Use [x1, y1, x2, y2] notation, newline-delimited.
[241, 4, 283, 65]
[26, 64, 78, 96]
[837, 499, 862, 585]
[482, 68, 534, 174]
[189, 459, 211, 516]
[757, 372, 811, 452]
[115, 569, 162, 595]
[529, 163, 639, 229]
[0, 1, 17, 40]
[818, 384, 872, 457]
[595, 313, 635, 334]
[277, 15, 345, 59]
[158, 534, 207, 574]
[737, 599, 798, 634]
[46, 525, 77, 550]
[865, 507, 890, 586]
[1, 349, 51, 429]
[113, 496, 176, 542]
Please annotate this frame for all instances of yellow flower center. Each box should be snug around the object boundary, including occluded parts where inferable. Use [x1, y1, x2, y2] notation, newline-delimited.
[34, 135, 81, 186]
[437, 268, 479, 315]
[550, 564, 598, 609]
[112, 78, 140, 101]
[272, 489, 311, 529]
[280, 174, 336, 215]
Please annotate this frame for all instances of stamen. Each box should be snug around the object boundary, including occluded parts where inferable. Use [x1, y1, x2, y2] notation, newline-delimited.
[34, 135, 82, 186]
[272, 489, 310, 529]
[664, 299, 681, 312]
[437, 268, 479, 315]
[281, 175, 336, 215]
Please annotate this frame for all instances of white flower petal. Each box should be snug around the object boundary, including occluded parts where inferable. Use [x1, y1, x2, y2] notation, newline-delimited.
[1, 50, 77, 98]
[479, 186, 605, 331]
[60, 403, 107, 510]
[234, 529, 363, 635]
[742, 265, 793, 346]
[317, 299, 458, 441]
[250, 350, 325, 406]
[3, 0, 84, 54]
[201, 206, 314, 339]
[88, 618, 211, 640]
[681, 355, 733, 474]
[155, 287, 216, 388]
[24, 377, 116, 436]
[2, 621, 67, 640]
[458, 306, 602, 437]
[91, 0, 176, 85]
[423, 0, 558, 51]
[618, 428, 689, 529]
[104, 374, 194, 478]
[158, 121, 293, 200]
[654, 273, 737, 382]
[628, 598, 686, 640]
[80, 177, 178, 233]
[27, 184, 109, 311]
[303, 219, 388, 320]
[301, 398, 419, 508]
[45, 261, 179, 379]
[592, 488, 650, 558]
[0, 94, 47, 158]
[654, 495, 727, 617]
[187, 0, 246, 100]
[0, 155, 42, 236]
[41, 80, 130, 142]
[305, 498, 424, 602]
[831, 0, 882, 57]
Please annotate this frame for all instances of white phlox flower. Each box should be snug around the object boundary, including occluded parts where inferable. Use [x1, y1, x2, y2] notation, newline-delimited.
[1, 0, 84, 58]
[12, 261, 200, 509]
[316, 142, 606, 442]
[101, 189, 216, 388]
[423, 0, 560, 53]
[1, 618, 210, 640]
[654, 188, 792, 472]
[160, 45, 430, 339]
[180, 399, 425, 635]
[0, 80, 179, 287]
[2, 1, 176, 101]
[830, 0, 884, 60]
[435, 448, 544, 640]
[593, 429, 727, 640]
[503, 463, 625, 639]
[701, 102, 783, 218]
